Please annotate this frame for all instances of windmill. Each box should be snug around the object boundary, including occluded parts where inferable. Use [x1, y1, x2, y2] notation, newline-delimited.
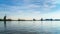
[4, 14, 6, 21]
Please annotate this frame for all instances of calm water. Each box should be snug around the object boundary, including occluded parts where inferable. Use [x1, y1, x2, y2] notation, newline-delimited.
[0, 21, 60, 34]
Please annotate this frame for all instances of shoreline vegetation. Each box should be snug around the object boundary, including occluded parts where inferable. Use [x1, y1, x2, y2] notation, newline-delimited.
[0, 15, 60, 21]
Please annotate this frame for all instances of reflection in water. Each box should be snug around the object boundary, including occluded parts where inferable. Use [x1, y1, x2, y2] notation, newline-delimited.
[4, 21, 7, 31]
[40, 21, 43, 32]
[40, 21, 53, 32]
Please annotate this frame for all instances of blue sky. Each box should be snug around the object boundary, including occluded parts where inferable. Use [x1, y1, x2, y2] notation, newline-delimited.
[0, 0, 60, 20]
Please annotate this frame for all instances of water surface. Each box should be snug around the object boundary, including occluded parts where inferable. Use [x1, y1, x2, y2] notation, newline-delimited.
[0, 21, 60, 34]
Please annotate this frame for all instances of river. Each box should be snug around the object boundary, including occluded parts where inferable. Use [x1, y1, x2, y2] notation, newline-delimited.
[0, 21, 60, 34]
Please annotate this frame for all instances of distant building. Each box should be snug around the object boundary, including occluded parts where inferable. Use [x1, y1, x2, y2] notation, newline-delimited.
[40, 18, 43, 21]
[18, 19, 26, 21]
[0, 19, 3, 21]
[18, 19, 21, 21]
[54, 19, 60, 21]
[33, 19, 36, 21]
[6, 19, 12, 21]
[45, 19, 53, 21]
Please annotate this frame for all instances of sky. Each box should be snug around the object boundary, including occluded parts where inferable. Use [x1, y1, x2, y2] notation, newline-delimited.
[0, 0, 60, 20]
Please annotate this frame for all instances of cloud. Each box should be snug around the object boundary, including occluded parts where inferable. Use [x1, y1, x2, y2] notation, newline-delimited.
[0, 0, 58, 12]
[0, 0, 60, 19]
[42, 10, 60, 19]
[27, 4, 40, 8]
